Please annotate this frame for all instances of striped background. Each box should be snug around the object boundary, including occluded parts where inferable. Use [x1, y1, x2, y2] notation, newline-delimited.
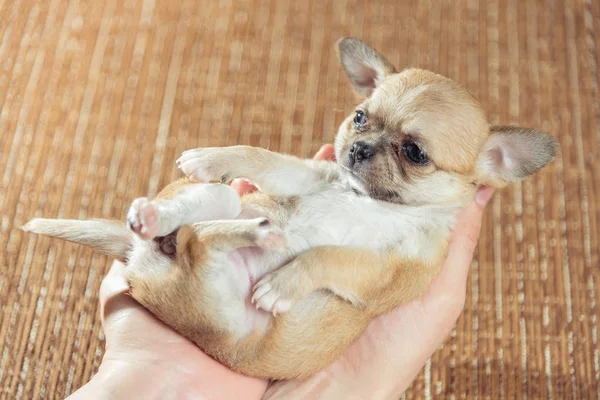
[1, 0, 599, 398]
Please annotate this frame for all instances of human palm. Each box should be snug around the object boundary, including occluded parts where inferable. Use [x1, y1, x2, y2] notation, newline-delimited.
[71, 260, 267, 399]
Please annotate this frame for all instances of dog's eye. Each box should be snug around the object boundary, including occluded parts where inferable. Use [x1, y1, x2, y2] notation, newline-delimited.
[353, 110, 368, 128]
[403, 142, 429, 165]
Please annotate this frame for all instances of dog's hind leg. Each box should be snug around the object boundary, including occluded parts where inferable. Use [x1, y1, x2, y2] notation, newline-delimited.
[127, 183, 241, 240]
[178, 217, 287, 256]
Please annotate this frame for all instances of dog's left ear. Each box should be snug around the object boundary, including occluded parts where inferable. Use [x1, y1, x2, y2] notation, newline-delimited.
[475, 125, 559, 187]
[337, 37, 397, 97]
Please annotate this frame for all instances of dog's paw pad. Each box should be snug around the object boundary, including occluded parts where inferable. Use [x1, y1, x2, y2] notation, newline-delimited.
[127, 198, 160, 240]
[251, 278, 293, 316]
[177, 150, 215, 182]
[254, 220, 287, 251]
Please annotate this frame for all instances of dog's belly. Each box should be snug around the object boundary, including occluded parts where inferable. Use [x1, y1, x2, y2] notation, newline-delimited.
[222, 246, 288, 334]
[216, 189, 433, 337]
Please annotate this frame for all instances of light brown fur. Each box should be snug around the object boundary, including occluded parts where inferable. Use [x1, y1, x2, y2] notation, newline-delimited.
[134, 233, 445, 378]
[154, 177, 194, 200]
[22, 37, 558, 380]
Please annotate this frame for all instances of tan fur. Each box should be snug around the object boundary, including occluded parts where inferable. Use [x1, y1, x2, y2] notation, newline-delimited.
[154, 177, 194, 200]
[128, 227, 447, 379]
[22, 37, 558, 380]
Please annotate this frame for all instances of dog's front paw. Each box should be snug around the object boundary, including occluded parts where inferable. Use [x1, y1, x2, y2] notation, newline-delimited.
[127, 198, 160, 240]
[176, 147, 243, 183]
[251, 264, 311, 316]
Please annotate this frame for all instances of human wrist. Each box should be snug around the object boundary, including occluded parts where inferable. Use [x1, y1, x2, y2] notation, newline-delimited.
[265, 369, 400, 400]
[65, 364, 138, 400]
[68, 352, 267, 400]
[302, 357, 426, 400]
[67, 359, 183, 400]
[264, 371, 347, 400]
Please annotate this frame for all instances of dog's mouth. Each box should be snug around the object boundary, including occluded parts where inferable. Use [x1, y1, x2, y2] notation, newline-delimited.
[339, 162, 406, 204]
[154, 229, 179, 258]
[339, 165, 368, 195]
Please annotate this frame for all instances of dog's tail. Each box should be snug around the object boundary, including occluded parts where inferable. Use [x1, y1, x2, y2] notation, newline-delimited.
[22, 218, 133, 261]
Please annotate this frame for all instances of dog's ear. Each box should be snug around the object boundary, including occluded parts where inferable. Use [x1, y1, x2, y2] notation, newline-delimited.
[336, 37, 396, 97]
[475, 125, 559, 187]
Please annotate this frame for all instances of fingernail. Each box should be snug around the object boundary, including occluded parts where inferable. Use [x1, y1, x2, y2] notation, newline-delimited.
[475, 186, 494, 207]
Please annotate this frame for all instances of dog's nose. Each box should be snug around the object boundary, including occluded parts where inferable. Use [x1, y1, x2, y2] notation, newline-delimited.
[350, 141, 375, 163]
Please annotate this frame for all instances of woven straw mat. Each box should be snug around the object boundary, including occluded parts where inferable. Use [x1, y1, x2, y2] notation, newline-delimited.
[1, 0, 599, 398]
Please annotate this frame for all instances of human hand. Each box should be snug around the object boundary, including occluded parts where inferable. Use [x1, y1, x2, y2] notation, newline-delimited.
[67, 260, 268, 400]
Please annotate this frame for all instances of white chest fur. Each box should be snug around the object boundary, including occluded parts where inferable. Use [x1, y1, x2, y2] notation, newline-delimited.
[266, 186, 457, 263]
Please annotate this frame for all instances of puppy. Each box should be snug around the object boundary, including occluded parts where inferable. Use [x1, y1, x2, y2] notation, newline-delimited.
[23, 37, 558, 380]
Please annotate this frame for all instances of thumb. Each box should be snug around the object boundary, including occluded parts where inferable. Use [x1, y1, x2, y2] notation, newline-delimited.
[100, 261, 134, 327]
[426, 187, 494, 300]
[313, 145, 336, 161]
[230, 178, 257, 195]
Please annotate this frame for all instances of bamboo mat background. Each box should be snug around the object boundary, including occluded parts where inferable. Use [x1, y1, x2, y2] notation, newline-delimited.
[1, 0, 599, 398]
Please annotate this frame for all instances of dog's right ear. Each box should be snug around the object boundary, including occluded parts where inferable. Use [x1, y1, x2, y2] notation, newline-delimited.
[336, 37, 397, 97]
[474, 125, 559, 188]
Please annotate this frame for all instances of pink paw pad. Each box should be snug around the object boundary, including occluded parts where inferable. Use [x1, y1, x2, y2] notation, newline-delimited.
[127, 198, 160, 240]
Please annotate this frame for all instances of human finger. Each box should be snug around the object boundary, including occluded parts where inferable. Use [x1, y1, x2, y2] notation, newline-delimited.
[230, 178, 258, 196]
[426, 187, 494, 301]
[313, 145, 336, 161]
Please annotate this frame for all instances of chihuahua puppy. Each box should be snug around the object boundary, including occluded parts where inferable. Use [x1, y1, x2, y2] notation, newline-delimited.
[23, 38, 557, 380]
